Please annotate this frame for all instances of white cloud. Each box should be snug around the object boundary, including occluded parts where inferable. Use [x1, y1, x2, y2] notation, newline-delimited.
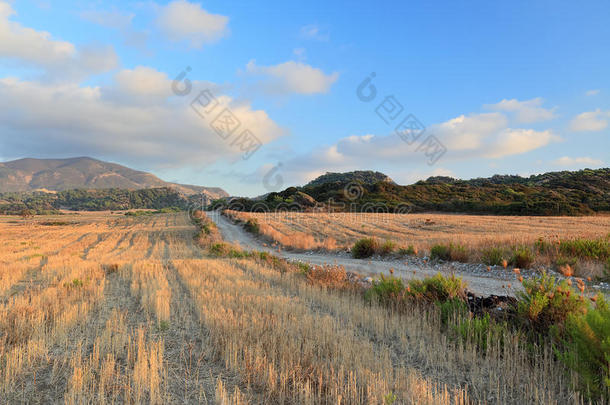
[299, 24, 329, 41]
[0, 72, 284, 167]
[586, 89, 600, 96]
[157, 0, 228, 48]
[569, 109, 609, 132]
[245, 60, 339, 95]
[272, 106, 558, 185]
[432, 112, 508, 151]
[484, 129, 557, 158]
[552, 156, 604, 167]
[485, 97, 556, 123]
[0, 1, 118, 80]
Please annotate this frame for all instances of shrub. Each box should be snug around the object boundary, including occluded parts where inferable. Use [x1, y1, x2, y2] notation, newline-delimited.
[398, 245, 417, 256]
[380, 240, 397, 255]
[555, 256, 577, 277]
[365, 274, 405, 305]
[352, 238, 380, 259]
[449, 244, 469, 262]
[559, 295, 609, 400]
[244, 218, 260, 234]
[430, 244, 468, 262]
[430, 244, 451, 261]
[208, 242, 230, 257]
[481, 247, 505, 266]
[516, 273, 588, 333]
[407, 273, 467, 303]
[559, 238, 610, 261]
[511, 246, 534, 269]
[305, 264, 350, 289]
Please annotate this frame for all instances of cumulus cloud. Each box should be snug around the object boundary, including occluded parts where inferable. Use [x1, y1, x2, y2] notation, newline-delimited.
[552, 156, 604, 167]
[244, 60, 339, 95]
[569, 109, 609, 132]
[271, 103, 559, 186]
[484, 129, 557, 158]
[157, 0, 228, 48]
[0, 1, 118, 80]
[432, 113, 508, 151]
[0, 71, 284, 167]
[485, 97, 556, 123]
[586, 89, 600, 96]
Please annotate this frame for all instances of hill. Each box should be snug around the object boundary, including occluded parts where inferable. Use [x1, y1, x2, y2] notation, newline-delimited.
[0, 157, 228, 199]
[305, 171, 395, 187]
[216, 168, 610, 216]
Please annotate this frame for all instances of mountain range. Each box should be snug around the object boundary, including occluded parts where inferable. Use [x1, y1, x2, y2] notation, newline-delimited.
[0, 157, 228, 199]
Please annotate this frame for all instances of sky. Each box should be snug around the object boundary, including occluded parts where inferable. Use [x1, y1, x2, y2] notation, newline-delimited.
[0, 0, 608, 196]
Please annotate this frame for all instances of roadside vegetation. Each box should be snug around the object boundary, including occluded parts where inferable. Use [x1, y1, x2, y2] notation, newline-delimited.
[193, 211, 609, 402]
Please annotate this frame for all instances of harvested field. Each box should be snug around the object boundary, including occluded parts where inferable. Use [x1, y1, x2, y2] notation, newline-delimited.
[225, 211, 610, 276]
[0, 212, 583, 403]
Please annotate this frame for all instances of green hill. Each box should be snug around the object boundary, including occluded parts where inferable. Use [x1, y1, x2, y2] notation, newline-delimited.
[216, 168, 610, 216]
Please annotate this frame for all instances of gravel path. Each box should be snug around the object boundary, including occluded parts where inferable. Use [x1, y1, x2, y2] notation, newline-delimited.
[209, 213, 527, 297]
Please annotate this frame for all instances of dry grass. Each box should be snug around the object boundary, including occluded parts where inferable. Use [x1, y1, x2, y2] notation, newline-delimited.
[0, 212, 584, 403]
[226, 211, 610, 274]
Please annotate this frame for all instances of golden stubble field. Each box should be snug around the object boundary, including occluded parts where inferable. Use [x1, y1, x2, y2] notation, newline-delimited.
[0, 212, 581, 403]
[226, 211, 610, 251]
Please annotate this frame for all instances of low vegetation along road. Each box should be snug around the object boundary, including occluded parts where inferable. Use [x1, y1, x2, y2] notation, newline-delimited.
[209, 212, 523, 297]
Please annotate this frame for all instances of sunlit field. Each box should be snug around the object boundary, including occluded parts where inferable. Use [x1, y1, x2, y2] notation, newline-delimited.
[225, 211, 610, 276]
[0, 211, 587, 403]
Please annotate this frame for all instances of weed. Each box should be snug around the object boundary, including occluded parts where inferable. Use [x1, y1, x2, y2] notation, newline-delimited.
[398, 245, 417, 256]
[380, 240, 397, 255]
[511, 246, 534, 269]
[244, 218, 260, 234]
[481, 247, 505, 266]
[407, 273, 467, 303]
[559, 294, 610, 400]
[430, 244, 468, 262]
[517, 273, 588, 334]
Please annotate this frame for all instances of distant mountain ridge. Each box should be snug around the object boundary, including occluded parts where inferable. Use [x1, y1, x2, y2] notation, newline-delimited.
[0, 157, 228, 199]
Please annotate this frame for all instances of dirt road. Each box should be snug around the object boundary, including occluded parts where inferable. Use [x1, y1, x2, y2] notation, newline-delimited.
[209, 212, 524, 297]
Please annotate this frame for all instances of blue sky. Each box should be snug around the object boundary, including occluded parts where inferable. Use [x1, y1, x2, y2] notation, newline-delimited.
[0, 0, 608, 196]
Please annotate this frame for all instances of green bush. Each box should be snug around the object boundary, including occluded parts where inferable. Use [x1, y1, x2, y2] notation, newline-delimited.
[407, 273, 467, 303]
[559, 295, 609, 400]
[208, 243, 231, 256]
[516, 273, 588, 333]
[244, 218, 260, 234]
[481, 247, 505, 266]
[430, 244, 468, 262]
[430, 244, 451, 261]
[449, 244, 469, 262]
[380, 240, 397, 255]
[559, 238, 610, 261]
[365, 274, 405, 305]
[511, 246, 534, 269]
[398, 245, 417, 256]
[352, 238, 380, 259]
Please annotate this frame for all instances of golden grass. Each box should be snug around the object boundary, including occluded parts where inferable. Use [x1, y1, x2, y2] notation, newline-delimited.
[0, 212, 583, 403]
[227, 211, 610, 252]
